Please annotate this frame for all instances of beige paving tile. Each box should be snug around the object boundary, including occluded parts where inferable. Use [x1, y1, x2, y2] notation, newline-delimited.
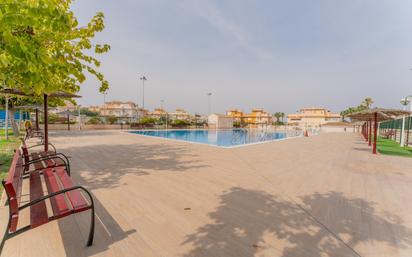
[1, 130, 412, 257]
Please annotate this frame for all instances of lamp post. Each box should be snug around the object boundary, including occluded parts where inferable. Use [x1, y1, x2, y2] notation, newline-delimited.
[66, 109, 70, 131]
[4, 95, 9, 140]
[78, 105, 81, 130]
[140, 76, 147, 111]
[207, 92, 212, 115]
[400, 95, 412, 147]
[160, 100, 168, 130]
[103, 91, 107, 105]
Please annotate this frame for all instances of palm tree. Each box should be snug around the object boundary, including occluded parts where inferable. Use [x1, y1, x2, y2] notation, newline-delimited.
[361, 97, 374, 109]
[340, 110, 347, 122]
[273, 112, 282, 123]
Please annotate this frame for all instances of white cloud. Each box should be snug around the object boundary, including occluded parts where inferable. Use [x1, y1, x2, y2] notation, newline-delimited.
[181, 0, 272, 61]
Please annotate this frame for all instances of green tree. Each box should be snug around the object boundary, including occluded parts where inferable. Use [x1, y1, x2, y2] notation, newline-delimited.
[139, 117, 157, 125]
[86, 116, 103, 125]
[361, 97, 374, 109]
[340, 98, 373, 121]
[0, 0, 110, 96]
[106, 115, 117, 125]
[273, 112, 285, 125]
[171, 119, 189, 128]
[280, 112, 285, 123]
[80, 108, 99, 117]
[273, 112, 282, 123]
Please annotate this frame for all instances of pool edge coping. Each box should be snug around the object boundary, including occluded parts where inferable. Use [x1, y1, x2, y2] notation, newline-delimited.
[125, 129, 308, 149]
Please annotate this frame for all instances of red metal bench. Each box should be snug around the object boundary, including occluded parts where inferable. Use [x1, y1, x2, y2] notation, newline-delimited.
[20, 140, 71, 176]
[24, 127, 44, 142]
[0, 150, 95, 254]
[381, 130, 395, 139]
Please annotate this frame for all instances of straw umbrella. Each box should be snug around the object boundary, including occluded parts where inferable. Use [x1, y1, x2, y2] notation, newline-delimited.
[348, 108, 411, 154]
[17, 104, 43, 130]
[0, 89, 32, 140]
[44, 92, 81, 151]
[0, 89, 81, 151]
[56, 110, 72, 131]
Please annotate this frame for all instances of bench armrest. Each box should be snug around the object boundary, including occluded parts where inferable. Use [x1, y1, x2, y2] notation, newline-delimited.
[28, 152, 70, 164]
[18, 185, 93, 211]
[26, 153, 71, 175]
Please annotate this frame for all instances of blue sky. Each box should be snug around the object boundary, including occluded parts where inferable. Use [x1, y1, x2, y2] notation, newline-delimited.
[71, 0, 412, 114]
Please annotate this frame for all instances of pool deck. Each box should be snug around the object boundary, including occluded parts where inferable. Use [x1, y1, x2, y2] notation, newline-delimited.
[1, 131, 412, 257]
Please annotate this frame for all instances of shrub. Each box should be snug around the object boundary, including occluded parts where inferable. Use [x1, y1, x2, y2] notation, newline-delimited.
[139, 117, 157, 125]
[171, 119, 189, 128]
[80, 108, 99, 117]
[273, 121, 285, 126]
[40, 113, 59, 124]
[106, 116, 118, 124]
[87, 117, 103, 125]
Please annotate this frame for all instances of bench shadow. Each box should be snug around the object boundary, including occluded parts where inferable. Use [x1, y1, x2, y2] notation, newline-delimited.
[61, 143, 209, 190]
[181, 188, 412, 257]
[352, 147, 373, 152]
[58, 195, 136, 257]
[49, 130, 122, 137]
[55, 142, 209, 256]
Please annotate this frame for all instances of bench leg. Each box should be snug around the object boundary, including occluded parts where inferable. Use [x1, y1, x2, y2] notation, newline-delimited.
[0, 231, 8, 256]
[87, 206, 95, 246]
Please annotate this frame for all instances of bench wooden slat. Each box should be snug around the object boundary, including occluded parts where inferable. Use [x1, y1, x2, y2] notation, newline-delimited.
[9, 214, 19, 233]
[55, 168, 90, 212]
[39, 152, 65, 165]
[38, 152, 55, 167]
[14, 157, 24, 204]
[4, 151, 24, 232]
[2, 146, 95, 249]
[31, 152, 46, 171]
[29, 152, 65, 171]
[29, 172, 49, 228]
[43, 169, 71, 219]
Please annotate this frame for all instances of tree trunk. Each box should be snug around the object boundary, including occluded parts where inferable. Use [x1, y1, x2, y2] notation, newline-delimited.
[7, 108, 20, 137]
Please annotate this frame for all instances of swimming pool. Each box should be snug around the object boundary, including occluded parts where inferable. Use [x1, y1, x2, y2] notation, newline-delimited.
[129, 129, 301, 147]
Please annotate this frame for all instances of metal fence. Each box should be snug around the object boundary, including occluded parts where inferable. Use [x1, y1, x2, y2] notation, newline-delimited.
[379, 116, 412, 145]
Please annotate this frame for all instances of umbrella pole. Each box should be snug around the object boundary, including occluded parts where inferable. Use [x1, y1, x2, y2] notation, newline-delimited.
[19, 109, 22, 130]
[4, 96, 9, 140]
[43, 94, 49, 152]
[368, 119, 372, 146]
[373, 113, 378, 154]
[35, 108, 39, 130]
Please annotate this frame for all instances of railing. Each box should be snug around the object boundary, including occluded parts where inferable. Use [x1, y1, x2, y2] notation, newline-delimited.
[0, 118, 27, 130]
[379, 116, 412, 145]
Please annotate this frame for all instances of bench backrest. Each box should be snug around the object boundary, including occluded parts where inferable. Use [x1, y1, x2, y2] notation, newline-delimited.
[2, 150, 24, 232]
[20, 140, 31, 171]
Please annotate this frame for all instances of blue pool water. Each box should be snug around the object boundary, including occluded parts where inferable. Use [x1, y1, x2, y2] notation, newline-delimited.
[129, 129, 300, 147]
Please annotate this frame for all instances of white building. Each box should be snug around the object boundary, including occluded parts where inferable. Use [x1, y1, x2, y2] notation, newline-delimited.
[287, 107, 341, 129]
[168, 109, 191, 121]
[89, 101, 144, 123]
[208, 114, 234, 129]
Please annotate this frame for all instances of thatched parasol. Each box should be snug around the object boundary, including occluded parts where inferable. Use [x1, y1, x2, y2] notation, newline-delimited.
[348, 108, 412, 154]
[0, 89, 81, 150]
[56, 110, 73, 131]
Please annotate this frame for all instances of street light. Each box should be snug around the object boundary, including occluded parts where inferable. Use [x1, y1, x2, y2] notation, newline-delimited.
[207, 92, 212, 115]
[78, 105, 81, 130]
[400, 95, 412, 147]
[160, 99, 168, 130]
[140, 76, 147, 110]
[103, 91, 107, 105]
